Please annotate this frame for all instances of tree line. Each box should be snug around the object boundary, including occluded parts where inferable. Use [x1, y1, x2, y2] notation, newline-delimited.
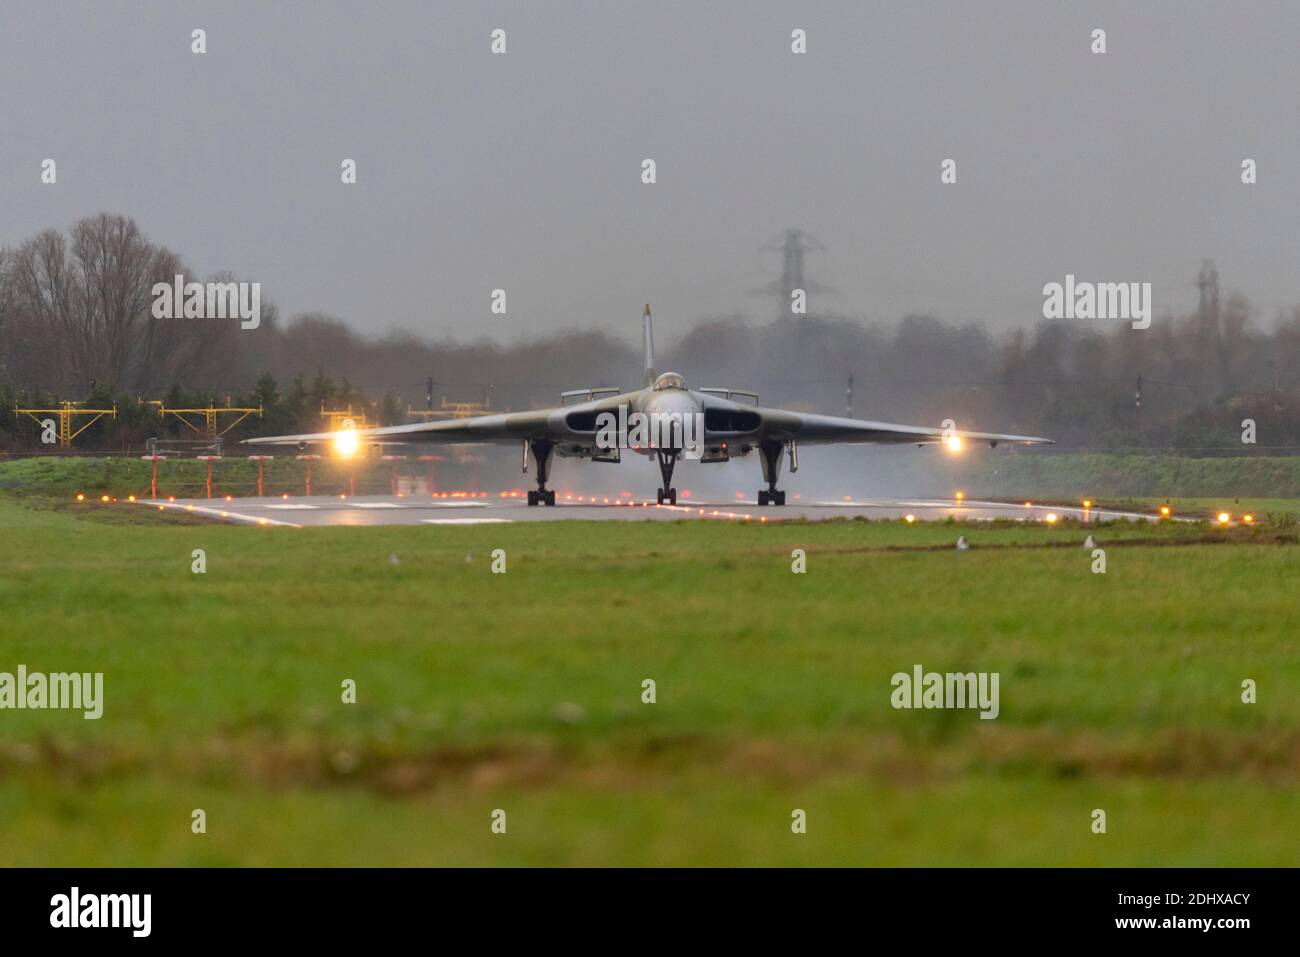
[2, 213, 1297, 452]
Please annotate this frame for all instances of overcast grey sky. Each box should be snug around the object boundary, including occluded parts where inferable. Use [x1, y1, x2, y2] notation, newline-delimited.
[2, 1, 1298, 346]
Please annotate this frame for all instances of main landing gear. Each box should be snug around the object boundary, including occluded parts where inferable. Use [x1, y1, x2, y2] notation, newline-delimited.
[655, 449, 678, 506]
[525, 439, 557, 506]
[757, 440, 786, 506]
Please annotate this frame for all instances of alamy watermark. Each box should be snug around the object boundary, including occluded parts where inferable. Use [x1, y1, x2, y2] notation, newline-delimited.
[595, 408, 705, 459]
[50, 887, 150, 937]
[151, 274, 261, 329]
[0, 665, 103, 719]
[890, 664, 999, 719]
[1043, 274, 1151, 330]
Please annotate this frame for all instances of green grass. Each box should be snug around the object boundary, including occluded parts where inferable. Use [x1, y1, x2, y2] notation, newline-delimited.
[1, 498, 1298, 866]
[961, 453, 1300, 499]
[1129, 497, 1300, 520]
[0, 454, 399, 502]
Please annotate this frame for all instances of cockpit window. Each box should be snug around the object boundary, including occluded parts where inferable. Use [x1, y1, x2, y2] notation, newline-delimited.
[653, 372, 687, 391]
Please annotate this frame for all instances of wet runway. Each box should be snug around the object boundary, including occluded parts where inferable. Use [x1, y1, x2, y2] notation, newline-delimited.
[138, 494, 1162, 527]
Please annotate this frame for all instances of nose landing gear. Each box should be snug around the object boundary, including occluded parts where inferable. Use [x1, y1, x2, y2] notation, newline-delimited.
[655, 449, 678, 506]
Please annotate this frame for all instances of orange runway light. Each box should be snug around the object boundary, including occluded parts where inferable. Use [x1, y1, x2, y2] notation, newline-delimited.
[1242, 514, 1255, 524]
[905, 514, 916, 524]
[1023, 501, 1032, 508]
[100, 495, 109, 503]
[1045, 513, 1058, 524]
[1082, 500, 1092, 509]
[955, 491, 965, 502]
[1217, 512, 1231, 525]
[127, 495, 136, 503]
[75, 493, 85, 502]
[1159, 505, 1171, 517]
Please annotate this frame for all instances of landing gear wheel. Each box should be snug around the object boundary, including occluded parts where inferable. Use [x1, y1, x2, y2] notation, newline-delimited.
[654, 450, 679, 508]
[526, 440, 556, 509]
[774, 490, 785, 506]
[758, 490, 769, 506]
[758, 489, 785, 506]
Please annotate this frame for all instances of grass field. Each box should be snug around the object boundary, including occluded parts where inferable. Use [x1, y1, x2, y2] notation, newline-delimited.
[1, 497, 1298, 866]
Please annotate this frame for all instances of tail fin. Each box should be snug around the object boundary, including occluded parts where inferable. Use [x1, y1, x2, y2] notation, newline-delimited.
[642, 303, 656, 388]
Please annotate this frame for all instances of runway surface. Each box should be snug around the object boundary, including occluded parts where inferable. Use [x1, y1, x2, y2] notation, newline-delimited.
[137, 494, 1163, 527]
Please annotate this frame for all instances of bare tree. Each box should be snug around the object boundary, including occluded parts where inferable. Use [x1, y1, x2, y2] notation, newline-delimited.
[5, 213, 241, 393]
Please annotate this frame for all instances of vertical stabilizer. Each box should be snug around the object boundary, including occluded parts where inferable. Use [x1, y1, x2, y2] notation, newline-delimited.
[642, 304, 656, 388]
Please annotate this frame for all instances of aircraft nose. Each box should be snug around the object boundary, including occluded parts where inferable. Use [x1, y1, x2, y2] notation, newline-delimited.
[645, 392, 699, 417]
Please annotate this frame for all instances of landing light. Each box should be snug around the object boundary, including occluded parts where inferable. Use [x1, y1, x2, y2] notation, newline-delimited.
[334, 425, 360, 458]
[945, 435, 964, 453]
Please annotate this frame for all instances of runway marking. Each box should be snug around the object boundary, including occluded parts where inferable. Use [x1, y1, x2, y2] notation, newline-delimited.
[146, 501, 301, 527]
[421, 518, 513, 525]
[347, 502, 402, 509]
[265, 503, 318, 510]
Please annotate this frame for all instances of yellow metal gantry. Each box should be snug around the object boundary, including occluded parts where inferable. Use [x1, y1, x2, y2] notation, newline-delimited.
[320, 403, 371, 431]
[15, 401, 117, 448]
[406, 399, 491, 420]
[152, 401, 263, 439]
